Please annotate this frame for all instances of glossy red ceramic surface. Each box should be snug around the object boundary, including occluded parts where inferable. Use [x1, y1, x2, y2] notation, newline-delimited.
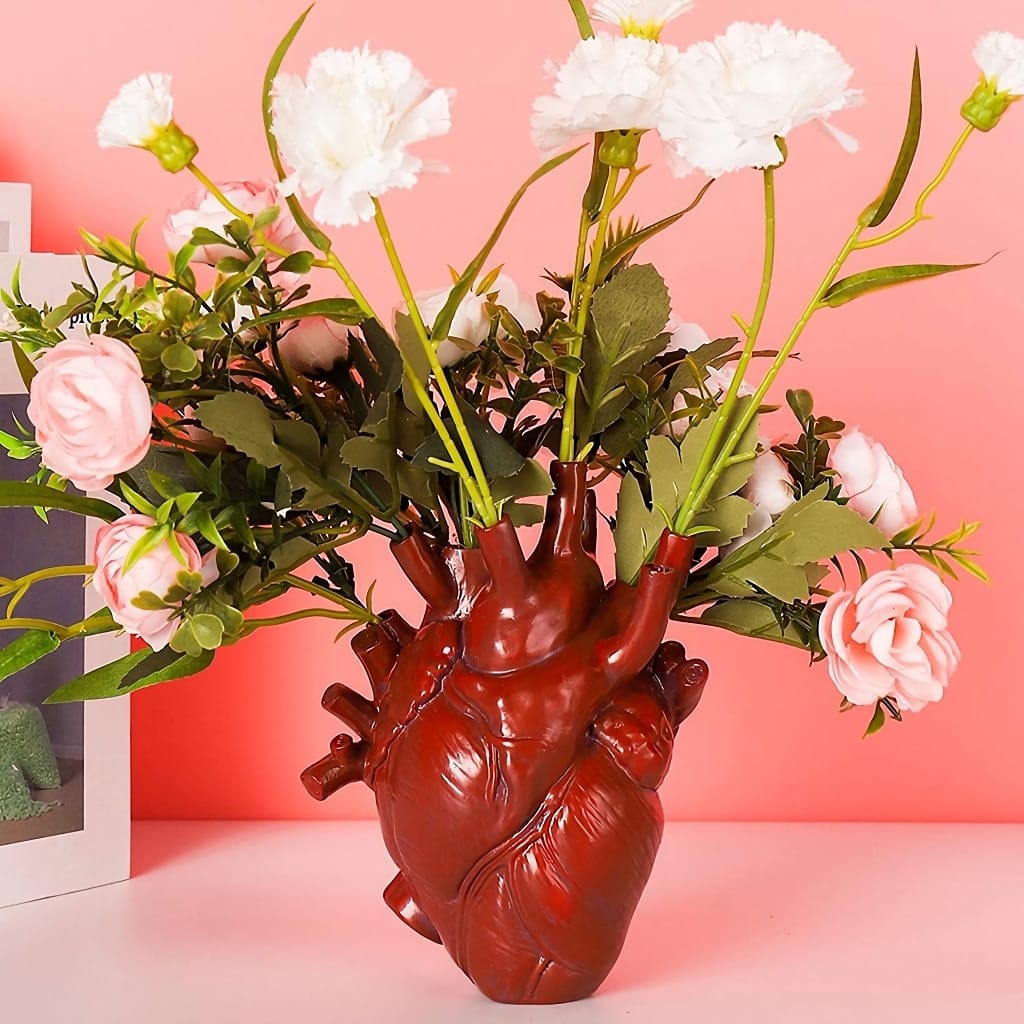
[302, 462, 708, 1003]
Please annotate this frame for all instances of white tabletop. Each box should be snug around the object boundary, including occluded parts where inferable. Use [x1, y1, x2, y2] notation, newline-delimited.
[3, 821, 1023, 1023]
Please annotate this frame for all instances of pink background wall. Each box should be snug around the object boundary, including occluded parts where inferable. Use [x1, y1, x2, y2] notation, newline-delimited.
[2, 0, 1021, 823]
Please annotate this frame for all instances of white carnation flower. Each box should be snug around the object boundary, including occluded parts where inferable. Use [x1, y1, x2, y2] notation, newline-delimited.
[271, 47, 454, 228]
[97, 73, 174, 148]
[592, 0, 694, 38]
[531, 34, 681, 154]
[660, 22, 863, 178]
[974, 31, 1024, 95]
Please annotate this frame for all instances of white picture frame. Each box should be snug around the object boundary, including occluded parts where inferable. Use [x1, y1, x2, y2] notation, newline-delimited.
[0, 253, 131, 908]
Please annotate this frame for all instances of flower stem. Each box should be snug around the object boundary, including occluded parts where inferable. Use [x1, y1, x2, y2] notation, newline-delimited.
[566, 0, 595, 38]
[673, 167, 777, 533]
[673, 125, 978, 537]
[243, 606, 377, 631]
[371, 198, 499, 527]
[855, 125, 975, 250]
[2, 564, 94, 619]
[560, 165, 623, 461]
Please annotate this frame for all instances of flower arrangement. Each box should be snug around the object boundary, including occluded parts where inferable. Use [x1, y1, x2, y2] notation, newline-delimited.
[1, 2, 1019, 735]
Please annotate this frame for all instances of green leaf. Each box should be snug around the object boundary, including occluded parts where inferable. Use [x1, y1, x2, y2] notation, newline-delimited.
[867, 50, 922, 228]
[706, 486, 889, 602]
[44, 647, 214, 702]
[700, 600, 807, 649]
[863, 702, 887, 738]
[261, 5, 334, 255]
[668, 337, 741, 392]
[597, 192, 712, 280]
[196, 393, 281, 465]
[412, 400, 527, 480]
[242, 298, 365, 329]
[0, 630, 61, 685]
[822, 261, 985, 308]
[786, 388, 814, 424]
[614, 471, 666, 584]
[581, 264, 671, 435]
[0, 481, 121, 521]
[274, 251, 316, 276]
[11, 338, 38, 387]
[161, 342, 199, 374]
[687, 494, 755, 548]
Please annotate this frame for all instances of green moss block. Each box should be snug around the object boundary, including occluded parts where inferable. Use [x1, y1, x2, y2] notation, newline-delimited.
[0, 701, 61, 790]
[0, 762, 53, 821]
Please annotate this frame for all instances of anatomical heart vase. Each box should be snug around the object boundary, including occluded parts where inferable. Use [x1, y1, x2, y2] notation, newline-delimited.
[301, 463, 708, 1004]
[1, 0, 1012, 1009]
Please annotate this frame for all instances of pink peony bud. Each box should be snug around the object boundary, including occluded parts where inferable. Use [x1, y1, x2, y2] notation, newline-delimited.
[92, 515, 219, 650]
[818, 564, 961, 712]
[27, 335, 152, 492]
[164, 179, 306, 280]
[277, 317, 351, 375]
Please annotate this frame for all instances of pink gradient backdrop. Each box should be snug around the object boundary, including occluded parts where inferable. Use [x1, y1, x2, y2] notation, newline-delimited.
[2, 1, 1021, 822]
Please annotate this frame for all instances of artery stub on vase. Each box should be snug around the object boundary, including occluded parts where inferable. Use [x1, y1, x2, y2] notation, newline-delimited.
[301, 461, 709, 1005]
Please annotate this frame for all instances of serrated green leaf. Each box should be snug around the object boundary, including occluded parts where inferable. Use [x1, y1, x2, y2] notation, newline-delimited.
[822, 261, 985, 308]
[687, 494, 755, 548]
[614, 471, 666, 583]
[867, 50, 923, 228]
[0, 630, 61, 684]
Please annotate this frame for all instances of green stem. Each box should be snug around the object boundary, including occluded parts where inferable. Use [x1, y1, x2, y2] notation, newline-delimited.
[855, 126, 975, 250]
[674, 167, 777, 533]
[281, 574, 368, 616]
[372, 198, 498, 527]
[0, 616, 116, 641]
[2, 564, 94, 619]
[566, 0, 595, 37]
[243, 606, 377, 630]
[561, 165, 623, 461]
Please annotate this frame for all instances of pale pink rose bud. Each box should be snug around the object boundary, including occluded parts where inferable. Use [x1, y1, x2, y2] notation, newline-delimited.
[818, 564, 961, 712]
[410, 273, 542, 367]
[664, 320, 711, 353]
[704, 363, 754, 398]
[277, 317, 351, 375]
[27, 335, 152, 492]
[92, 515, 219, 650]
[830, 428, 918, 537]
[722, 447, 796, 554]
[164, 179, 306, 277]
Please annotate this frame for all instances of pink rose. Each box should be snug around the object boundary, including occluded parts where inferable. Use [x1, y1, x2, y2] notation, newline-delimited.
[278, 317, 350, 375]
[830, 429, 918, 536]
[164, 179, 306, 276]
[818, 564, 961, 712]
[27, 335, 152, 491]
[92, 515, 219, 650]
